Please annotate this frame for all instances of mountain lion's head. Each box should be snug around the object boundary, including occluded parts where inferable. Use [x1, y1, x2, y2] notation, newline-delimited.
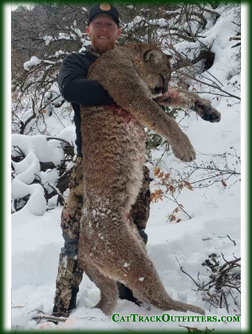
[141, 46, 172, 97]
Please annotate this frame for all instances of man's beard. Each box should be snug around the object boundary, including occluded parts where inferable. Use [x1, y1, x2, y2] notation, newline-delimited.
[91, 36, 116, 55]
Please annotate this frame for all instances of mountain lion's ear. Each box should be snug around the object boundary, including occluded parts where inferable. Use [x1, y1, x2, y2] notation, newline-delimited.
[144, 49, 162, 64]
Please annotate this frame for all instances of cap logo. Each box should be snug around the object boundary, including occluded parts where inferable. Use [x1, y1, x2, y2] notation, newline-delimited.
[99, 3, 111, 11]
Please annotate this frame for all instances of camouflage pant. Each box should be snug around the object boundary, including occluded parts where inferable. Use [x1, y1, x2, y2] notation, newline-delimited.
[53, 157, 151, 314]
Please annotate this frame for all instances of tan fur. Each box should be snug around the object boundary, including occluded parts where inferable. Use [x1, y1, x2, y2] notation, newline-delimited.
[78, 43, 220, 316]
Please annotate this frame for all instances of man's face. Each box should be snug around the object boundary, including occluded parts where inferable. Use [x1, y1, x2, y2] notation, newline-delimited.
[86, 14, 121, 54]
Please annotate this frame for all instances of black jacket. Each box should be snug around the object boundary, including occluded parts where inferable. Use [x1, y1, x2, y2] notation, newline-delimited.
[58, 49, 114, 156]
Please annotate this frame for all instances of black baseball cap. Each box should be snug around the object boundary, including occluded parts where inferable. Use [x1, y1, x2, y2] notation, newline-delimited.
[88, 3, 120, 27]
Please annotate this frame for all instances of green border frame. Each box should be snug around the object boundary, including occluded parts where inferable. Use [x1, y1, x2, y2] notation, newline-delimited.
[9, 0, 242, 334]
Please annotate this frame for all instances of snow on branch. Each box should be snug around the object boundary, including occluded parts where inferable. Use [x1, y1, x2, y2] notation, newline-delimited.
[11, 133, 73, 215]
[176, 252, 241, 314]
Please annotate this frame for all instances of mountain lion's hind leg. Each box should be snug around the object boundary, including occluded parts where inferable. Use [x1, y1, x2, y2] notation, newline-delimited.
[83, 262, 118, 315]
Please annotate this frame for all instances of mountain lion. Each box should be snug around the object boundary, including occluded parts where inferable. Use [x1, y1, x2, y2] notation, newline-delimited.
[78, 43, 221, 315]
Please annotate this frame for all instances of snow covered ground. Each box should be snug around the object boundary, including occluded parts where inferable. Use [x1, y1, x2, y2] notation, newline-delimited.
[9, 4, 246, 332]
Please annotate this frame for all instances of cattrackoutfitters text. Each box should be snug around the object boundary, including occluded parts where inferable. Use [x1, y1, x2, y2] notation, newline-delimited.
[111, 313, 240, 323]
